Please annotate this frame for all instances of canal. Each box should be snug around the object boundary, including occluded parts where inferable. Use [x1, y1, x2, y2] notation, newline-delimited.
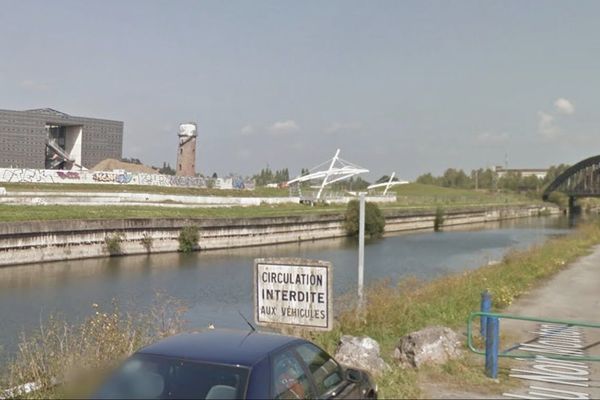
[0, 215, 568, 363]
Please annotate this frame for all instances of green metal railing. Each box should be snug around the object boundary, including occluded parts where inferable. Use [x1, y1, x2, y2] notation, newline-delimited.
[467, 311, 600, 362]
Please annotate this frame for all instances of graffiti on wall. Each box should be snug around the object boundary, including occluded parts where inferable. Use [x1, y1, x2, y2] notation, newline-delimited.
[0, 168, 218, 189]
[0, 169, 57, 184]
[57, 171, 81, 180]
[0, 168, 257, 190]
[92, 171, 133, 184]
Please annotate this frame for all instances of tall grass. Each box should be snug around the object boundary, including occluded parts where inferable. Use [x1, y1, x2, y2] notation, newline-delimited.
[1, 293, 187, 399]
[309, 222, 600, 398]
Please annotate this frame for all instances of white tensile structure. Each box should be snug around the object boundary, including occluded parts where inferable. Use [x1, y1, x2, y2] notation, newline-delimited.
[287, 149, 369, 201]
[367, 172, 409, 195]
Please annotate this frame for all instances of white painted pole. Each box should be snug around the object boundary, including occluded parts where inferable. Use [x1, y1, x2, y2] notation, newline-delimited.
[358, 192, 366, 309]
[383, 172, 396, 196]
[316, 149, 340, 201]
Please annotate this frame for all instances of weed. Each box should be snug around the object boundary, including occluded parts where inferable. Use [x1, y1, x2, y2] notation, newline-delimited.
[140, 232, 153, 253]
[104, 233, 123, 256]
[434, 207, 445, 231]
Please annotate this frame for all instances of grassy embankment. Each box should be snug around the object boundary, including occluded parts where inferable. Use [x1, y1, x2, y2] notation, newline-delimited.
[0, 183, 542, 222]
[307, 222, 600, 398]
[0, 182, 290, 197]
[4, 222, 598, 399]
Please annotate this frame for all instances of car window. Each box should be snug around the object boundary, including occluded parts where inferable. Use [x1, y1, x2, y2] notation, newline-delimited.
[272, 349, 313, 399]
[295, 343, 343, 396]
[95, 354, 249, 399]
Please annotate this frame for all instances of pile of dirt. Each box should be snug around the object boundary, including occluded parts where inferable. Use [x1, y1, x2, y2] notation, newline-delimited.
[92, 159, 157, 174]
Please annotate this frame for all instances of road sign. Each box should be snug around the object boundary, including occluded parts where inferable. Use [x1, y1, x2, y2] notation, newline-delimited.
[254, 258, 333, 331]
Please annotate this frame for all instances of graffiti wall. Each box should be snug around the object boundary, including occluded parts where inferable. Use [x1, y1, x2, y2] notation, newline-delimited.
[0, 168, 211, 188]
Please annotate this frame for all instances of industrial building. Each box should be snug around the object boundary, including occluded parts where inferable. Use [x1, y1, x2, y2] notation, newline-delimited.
[0, 108, 123, 169]
[494, 166, 548, 180]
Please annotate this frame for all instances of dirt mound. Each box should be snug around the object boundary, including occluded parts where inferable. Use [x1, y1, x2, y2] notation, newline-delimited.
[92, 159, 157, 174]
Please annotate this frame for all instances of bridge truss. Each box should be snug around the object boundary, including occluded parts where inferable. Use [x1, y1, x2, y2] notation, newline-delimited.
[543, 155, 600, 200]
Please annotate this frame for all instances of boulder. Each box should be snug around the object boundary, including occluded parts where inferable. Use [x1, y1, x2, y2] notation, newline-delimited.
[334, 335, 389, 376]
[393, 326, 462, 368]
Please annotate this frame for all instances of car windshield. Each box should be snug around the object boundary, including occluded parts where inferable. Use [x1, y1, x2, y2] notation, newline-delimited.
[95, 354, 250, 399]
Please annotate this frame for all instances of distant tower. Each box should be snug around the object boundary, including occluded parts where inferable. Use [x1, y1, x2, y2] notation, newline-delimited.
[176, 122, 197, 177]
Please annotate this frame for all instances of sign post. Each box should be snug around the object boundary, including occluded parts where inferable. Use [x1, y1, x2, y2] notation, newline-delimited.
[254, 258, 333, 331]
[358, 192, 366, 310]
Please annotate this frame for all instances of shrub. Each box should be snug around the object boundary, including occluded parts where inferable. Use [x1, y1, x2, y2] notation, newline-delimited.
[104, 233, 123, 256]
[434, 207, 445, 232]
[178, 225, 199, 253]
[546, 191, 568, 209]
[344, 200, 386, 238]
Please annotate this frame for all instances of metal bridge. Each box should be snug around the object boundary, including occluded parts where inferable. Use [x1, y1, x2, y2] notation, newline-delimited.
[542, 155, 600, 202]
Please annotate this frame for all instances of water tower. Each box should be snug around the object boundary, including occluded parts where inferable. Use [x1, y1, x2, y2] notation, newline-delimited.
[176, 122, 197, 177]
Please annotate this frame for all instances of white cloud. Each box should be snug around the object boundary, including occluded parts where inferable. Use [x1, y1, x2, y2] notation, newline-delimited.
[537, 111, 560, 138]
[240, 124, 255, 136]
[268, 120, 300, 135]
[325, 121, 362, 134]
[476, 131, 510, 145]
[554, 98, 575, 115]
[20, 79, 49, 91]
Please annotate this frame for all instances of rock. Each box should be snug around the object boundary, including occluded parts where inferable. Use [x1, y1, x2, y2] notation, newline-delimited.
[393, 326, 462, 368]
[334, 335, 389, 376]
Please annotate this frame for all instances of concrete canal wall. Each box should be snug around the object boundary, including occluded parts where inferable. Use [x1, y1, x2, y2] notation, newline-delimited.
[0, 204, 559, 267]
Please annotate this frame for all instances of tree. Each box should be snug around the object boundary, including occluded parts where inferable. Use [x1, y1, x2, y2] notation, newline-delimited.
[543, 164, 570, 186]
[344, 200, 386, 238]
[158, 162, 175, 175]
[121, 157, 142, 165]
[376, 175, 392, 184]
[416, 173, 438, 186]
[471, 168, 495, 189]
[252, 167, 291, 186]
[212, 172, 218, 179]
[441, 168, 470, 188]
[498, 171, 520, 191]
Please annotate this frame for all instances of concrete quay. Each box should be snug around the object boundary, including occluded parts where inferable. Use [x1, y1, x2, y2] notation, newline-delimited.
[0, 204, 558, 267]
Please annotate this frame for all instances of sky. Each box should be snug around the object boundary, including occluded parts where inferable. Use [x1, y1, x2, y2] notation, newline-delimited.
[1, 0, 600, 180]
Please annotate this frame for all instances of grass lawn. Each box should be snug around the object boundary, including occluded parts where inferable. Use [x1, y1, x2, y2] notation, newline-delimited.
[0, 203, 346, 222]
[392, 183, 537, 207]
[0, 182, 543, 222]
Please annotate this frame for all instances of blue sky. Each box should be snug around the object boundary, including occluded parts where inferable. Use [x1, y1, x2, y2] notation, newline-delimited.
[1, 0, 599, 180]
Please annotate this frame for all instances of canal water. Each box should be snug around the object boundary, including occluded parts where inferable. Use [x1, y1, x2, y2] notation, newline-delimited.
[0, 215, 568, 363]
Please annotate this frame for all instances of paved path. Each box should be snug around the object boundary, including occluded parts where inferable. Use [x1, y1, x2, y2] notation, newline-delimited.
[422, 244, 600, 399]
[500, 244, 600, 398]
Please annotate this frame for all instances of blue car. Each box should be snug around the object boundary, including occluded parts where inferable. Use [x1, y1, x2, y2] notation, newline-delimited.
[94, 329, 377, 399]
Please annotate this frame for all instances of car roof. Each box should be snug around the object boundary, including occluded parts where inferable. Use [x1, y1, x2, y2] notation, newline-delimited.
[137, 329, 305, 367]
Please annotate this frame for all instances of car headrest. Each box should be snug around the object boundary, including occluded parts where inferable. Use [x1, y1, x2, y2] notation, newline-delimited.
[129, 371, 165, 398]
[205, 385, 237, 400]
